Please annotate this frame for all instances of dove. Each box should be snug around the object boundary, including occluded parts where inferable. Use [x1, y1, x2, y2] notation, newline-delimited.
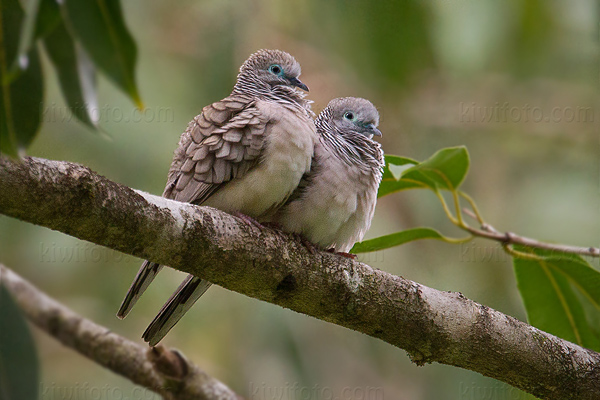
[141, 97, 383, 346]
[271, 97, 384, 254]
[117, 49, 316, 344]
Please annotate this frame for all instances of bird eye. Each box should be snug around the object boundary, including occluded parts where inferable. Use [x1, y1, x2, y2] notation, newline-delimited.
[268, 64, 283, 75]
[344, 111, 355, 121]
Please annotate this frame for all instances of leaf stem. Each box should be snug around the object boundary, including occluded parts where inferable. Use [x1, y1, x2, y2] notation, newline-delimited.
[433, 190, 459, 225]
[458, 191, 484, 225]
[451, 189, 464, 226]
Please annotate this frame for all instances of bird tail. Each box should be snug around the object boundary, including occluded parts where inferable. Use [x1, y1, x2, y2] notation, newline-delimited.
[117, 260, 164, 319]
[142, 275, 212, 346]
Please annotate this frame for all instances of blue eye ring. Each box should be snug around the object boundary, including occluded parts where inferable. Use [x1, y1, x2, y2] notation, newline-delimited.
[344, 111, 355, 121]
[268, 64, 283, 75]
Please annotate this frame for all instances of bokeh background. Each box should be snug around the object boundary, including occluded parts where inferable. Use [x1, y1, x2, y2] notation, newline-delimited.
[1, 0, 598, 399]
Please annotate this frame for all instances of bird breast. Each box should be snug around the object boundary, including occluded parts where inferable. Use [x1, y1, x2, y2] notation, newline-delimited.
[275, 145, 378, 252]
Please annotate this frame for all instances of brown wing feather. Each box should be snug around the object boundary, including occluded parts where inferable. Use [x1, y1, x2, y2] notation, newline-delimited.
[119, 96, 270, 321]
[163, 95, 269, 204]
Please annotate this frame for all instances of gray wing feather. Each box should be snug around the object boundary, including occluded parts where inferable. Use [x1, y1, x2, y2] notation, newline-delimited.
[142, 275, 212, 346]
[116, 261, 163, 319]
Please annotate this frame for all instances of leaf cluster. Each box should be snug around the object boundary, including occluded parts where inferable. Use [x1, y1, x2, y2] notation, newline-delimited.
[0, 0, 142, 157]
[353, 146, 600, 352]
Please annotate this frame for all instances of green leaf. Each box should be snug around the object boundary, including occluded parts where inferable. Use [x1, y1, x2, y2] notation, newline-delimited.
[388, 162, 416, 181]
[403, 146, 470, 191]
[7, 0, 41, 80]
[378, 155, 423, 197]
[514, 248, 600, 351]
[0, 0, 44, 157]
[378, 147, 470, 197]
[6, 0, 61, 83]
[62, 0, 142, 107]
[34, 0, 62, 38]
[546, 256, 600, 310]
[351, 227, 448, 253]
[44, 19, 98, 129]
[0, 282, 40, 400]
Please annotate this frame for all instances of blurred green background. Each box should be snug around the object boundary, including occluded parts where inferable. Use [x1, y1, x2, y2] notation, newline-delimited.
[1, 0, 598, 399]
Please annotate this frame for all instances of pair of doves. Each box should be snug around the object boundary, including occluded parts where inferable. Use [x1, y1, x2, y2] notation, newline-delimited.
[117, 49, 385, 346]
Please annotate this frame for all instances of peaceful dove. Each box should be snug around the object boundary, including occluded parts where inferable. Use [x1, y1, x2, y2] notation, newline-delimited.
[141, 97, 383, 346]
[271, 97, 384, 253]
[117, 49, 316, 344]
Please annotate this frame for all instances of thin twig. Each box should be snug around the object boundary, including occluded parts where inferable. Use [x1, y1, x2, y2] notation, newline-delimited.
[462, 208, 600, 258]
[0, 264, 243, 400]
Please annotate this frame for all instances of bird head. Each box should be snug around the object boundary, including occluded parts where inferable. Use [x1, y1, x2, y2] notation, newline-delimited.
[327, 97, 382, 139]
[238, 49, 309, 92]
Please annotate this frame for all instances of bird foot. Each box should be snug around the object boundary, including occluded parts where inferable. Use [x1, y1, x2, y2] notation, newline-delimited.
[294, 233, 321, 255]
[326, 249, 357, 259]
[261, 224, 319, 254]
[232, 212, 264, 229]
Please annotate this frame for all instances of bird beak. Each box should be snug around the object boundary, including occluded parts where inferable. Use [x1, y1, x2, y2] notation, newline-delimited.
[367, 124, 382, 137]
[288, 77, 309, 92]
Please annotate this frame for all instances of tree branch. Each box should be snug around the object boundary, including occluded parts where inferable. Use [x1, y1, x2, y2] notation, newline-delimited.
[0, 264, 243, 400]
[1, 156, 599, 400]
[461, 208, 600, 258]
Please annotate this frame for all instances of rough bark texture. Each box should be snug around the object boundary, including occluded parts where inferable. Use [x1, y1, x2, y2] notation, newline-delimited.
[0, 265, 243, 400]
[1, 156, 599, 400]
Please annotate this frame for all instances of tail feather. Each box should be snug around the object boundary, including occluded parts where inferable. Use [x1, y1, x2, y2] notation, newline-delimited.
[142, 275, 212, 346]
[117, 261, 164, 319]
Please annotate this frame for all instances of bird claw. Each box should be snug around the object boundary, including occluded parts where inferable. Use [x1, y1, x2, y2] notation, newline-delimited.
[326, 249, 357, 259]
[293, 233, 320, 254]
[232, 212, 265, 229]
